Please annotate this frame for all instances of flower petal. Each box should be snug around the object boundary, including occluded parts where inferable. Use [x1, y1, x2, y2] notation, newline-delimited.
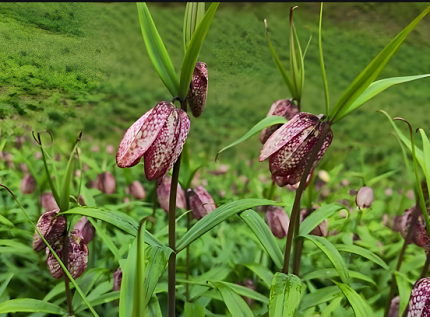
[167, 108, 190, 173]
[188, 62, 208, 118]
[116, 102, 174, 168]
[144, 109, 181, 181]
[259, 112, 319, 162]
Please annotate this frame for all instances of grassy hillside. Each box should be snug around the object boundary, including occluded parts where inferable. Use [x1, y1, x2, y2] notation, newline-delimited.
[1, 2, 430, 173]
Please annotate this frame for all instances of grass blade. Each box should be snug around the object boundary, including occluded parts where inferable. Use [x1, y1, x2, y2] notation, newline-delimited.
[299, 203, 343, 236]
[88, 217, 122, 262]
[269, 272, 301, 317]
[211, 281, 255, 317]
[239, 209, 284, 269]
[332, 280, 374, 317]
[136, 2, 180, 97]
[302, 268, 376, 286]
[334, 244, 389, 270]
[319, 3, 330, 115]
[183, 3, 205, 52]
[132, 221, 146, 317]
[0, 299, 66, 315]
[179, 2, 219, 101]
[330, 6, 430, 123]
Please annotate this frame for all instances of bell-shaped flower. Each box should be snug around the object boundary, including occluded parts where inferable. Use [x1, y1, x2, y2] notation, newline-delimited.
[74, 216, 95, 244]
[356, 186, 374, 208]
[187, 186, 217, 220]
[116, 102, 190, 181]
[259, 112, 333, 185]
[33, 209, 67, 252]
[96, 171, 116, 194]
[41, 192, 59, 212]
[259, 99, 299, 144]
[187, 62, 208, 118]
[266, 206, 290, 239]
[156, 174, 187, 213]
[127, 180, 146, 200]
[21, 173, 36, 195]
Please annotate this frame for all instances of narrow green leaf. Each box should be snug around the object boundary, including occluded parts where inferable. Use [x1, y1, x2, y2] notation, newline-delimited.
[332, 280, 374, 317]
[59, 206, 164, 247]
[183, 3, 206, 52]
[367, 169, 399, 186]
[394, 272, 411, 317]
[321, 296, 343, 317]
[72, 268, 107, 311]
[334, 244, 389, 270]
[335, 74, 430, 121]
[37, 137, 60, 205]
[132, 221, 146, 317]
[239, 209, 284, 269]
[189, 266, 231, 300]
[319, 3, 330, 115]
[179, 2, 219, 100]
[211, 281, 254, 317]
[176, 198, 281, 252]
[120, 238, 137, 317]
[147, 296, 163, 317]
[299, 204, 343, 236]
[289, 9, 304, 103]
[88, 218, 121, 262]
[269, 272, 301, 317]
[0, 215, 13, 227]
[330, 6, 430, 122]
[216, 116, 287, 160]
[185, 302, 205, 317]
[0, 273, 13, 298]
[217, 281, 269, 305]
[136, 2, 180, 97]
[0, 299, 66, 315]
[241, 263, 274, 289]
[299, 235, 349, 284]
[417, 128, 430, 238]
[301, 268, 376, 286]
[299, 286, 342, 311]
[60, 135, 81, 212]
[264, 19, 296, 97]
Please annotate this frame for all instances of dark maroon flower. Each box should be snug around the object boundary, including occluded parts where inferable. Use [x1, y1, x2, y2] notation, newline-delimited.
[116, 102, 190, 181]
[113, 267, 122, 291]
[187, 62, 208, 118]
[273, 171, 312, 189]
[33, 209, 66, 252]
[259, 112, 333, 185]
[127, 180, 146, 200]
[74, 216, 95, 244]
[259, 99, 299, 144]
[157, 174, 187, 213]
[21, 174, 36, 195]
[41, 192, 59, 212]
[187, 186, 217, 220]
[96, 171, 116, 194]
[46, 230, 89, 280]
[356, 186, 374, 208]
[266, 206, 290, 239]
[407, 278, 430, 316]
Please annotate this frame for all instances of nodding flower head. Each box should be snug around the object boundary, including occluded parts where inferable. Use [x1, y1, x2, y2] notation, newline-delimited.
[266, 206, 290, 239]
[187, 62, 208, 118]
[156, 174, 187, 213]
[259, 112, 333, 186]
[33, 209, 66, 252]
[187, 186, 217, 220]
[116, 102, 190, 181]
[73, 216, 95, 244]
[356, 186, 374, 209]
[21, 174, 36, 195]
[96, 171, 116, 194]
[260, 99, 299, 144]
[41, 192, 59, 212]
[127, 180, 146, 200]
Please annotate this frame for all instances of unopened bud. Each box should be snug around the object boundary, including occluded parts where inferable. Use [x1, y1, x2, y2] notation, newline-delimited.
[317, 170, 330, 183]
[91, 146, 100, 153]
[266, 206, 289, 239]
[356, 186, 374, 208]
[387, 296, 399, 317]
[127, 181, 146, 200]
[156, 174, 186, 213]
[19, 163, 29, 173]
[106, 145, 115, 155]
[74, 217, 95, 244]
[187, 186, 217, 220]
[113, 267, 122, 291]
[41, 192, 59, 211]
[96, 171, 116, 194]
[21, 174, 36, 195]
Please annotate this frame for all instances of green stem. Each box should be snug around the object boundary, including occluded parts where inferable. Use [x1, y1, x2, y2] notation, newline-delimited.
[420, 252, 430, 279]
[151, 180, 158, 234]
[186, 212, 191, 302]
[349, 209, 363, 264]
[62, 225, 74, 316]
[282, 122, 331, 274]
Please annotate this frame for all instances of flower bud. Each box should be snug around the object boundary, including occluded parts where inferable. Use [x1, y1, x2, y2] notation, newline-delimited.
[78, 194, 86, 206]
[407, 278, 430, 315]
[238, 279, 255, 307]
[156, 174, 187, 213]
[187, 186, 217, 220]
[127, 180, 146, 200]
[384, 188, 393, 196]
[19, 163, 29, 173]
[300, 208, 328, 237]
[317, 170, 330, 183]
[34, 152, 42, 160]
[266, 206, 290, 239]
[21, 173, 36, 195]
[15, 136, 25, 149]
[341, 179, 350, 186]
[96, 171, 116, 194]
[33, 209, 67, 252]
[46, 230, 89, 280]
[356, 186, 374, 208]
[187, 62, 208, 118]
[91, 146, 100, 153]
[74, 216, 95, 244]
[387, 296, 399, 317]
[106, 144, 115, 155]
[41, 192, 59, 211]
[259, 99, 299, 144]
[113, 267, 122, 291]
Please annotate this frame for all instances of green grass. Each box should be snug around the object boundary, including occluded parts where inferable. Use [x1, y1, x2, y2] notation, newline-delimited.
[1, 2, 430, 175]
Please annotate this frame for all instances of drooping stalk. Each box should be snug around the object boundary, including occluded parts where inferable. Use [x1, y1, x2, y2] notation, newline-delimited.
[283, 123, 331, 274]
[62, 224, 74, 316]
[384, 204, 422, 317]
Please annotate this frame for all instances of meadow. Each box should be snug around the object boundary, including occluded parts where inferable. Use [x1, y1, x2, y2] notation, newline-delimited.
[1, 2, 430, 317]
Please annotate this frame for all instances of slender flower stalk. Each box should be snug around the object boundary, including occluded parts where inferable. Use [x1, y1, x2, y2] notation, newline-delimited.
[62, 227, 74, 316]
[283, 122, 331, 274]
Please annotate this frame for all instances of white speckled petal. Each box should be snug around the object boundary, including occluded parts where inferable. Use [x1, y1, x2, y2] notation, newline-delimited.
[167, 108, 190, 173]
[407, 277, 430, 316]
[188, 62, 208, 118]
[144, 109, 181, 181]
[116, 102, 174, 168]
[259, 112, 319, 162]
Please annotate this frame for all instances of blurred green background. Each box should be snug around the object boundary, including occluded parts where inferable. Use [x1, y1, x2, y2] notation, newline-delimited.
[1, 2, 430, 175]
